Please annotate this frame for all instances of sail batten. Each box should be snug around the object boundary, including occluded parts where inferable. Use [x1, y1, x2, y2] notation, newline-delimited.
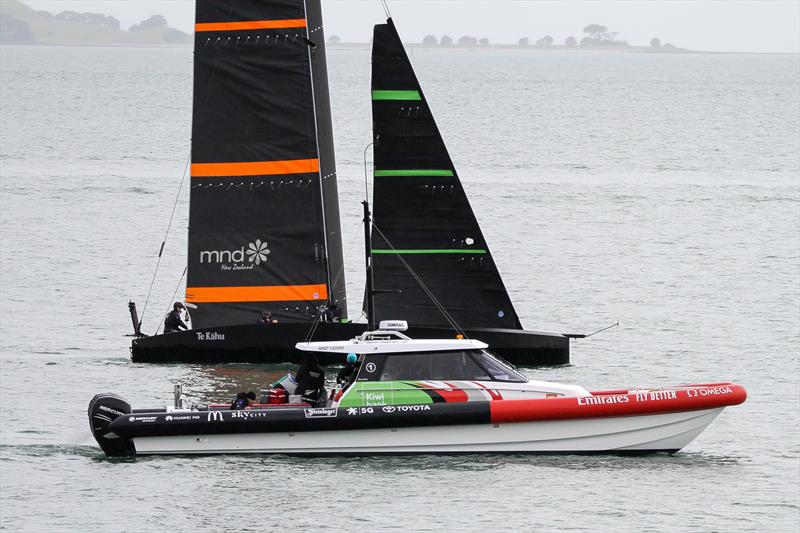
[369, 18, 522, 330]
[186, 0, 346, 327]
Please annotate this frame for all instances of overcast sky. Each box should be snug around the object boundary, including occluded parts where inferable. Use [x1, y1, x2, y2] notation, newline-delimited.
[23, 0, 800, 52]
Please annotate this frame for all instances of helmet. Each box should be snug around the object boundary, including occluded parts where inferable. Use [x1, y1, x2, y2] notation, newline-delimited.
[346, 353, 357, 363]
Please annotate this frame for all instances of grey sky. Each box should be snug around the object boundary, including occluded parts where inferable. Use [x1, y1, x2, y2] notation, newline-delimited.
[22, 0, 800, 53]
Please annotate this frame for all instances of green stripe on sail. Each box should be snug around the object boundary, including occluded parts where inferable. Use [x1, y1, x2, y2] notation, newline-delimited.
[374, 169, 454, 177]
[372, 90, 422, 101]
[372, 249, 487, 254]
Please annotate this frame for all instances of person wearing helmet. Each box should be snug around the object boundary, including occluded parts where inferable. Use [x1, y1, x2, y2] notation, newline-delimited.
[336, 353, 360, 387]
[164, 302, 188, 333]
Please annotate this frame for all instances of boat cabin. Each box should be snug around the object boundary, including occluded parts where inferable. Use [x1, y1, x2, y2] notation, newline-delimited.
[296, 323, 589, 408]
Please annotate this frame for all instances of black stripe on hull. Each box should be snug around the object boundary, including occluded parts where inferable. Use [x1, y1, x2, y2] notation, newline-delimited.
[111, 402, 492, 439]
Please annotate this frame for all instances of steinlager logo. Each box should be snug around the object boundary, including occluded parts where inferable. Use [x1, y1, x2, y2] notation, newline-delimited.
[200, 239, 270, 269]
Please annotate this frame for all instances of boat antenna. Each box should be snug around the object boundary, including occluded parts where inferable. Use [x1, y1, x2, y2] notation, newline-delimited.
[363, 142, 373, 201]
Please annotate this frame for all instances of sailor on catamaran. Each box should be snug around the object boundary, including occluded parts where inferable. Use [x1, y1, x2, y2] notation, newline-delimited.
[163, 302, 188, 333]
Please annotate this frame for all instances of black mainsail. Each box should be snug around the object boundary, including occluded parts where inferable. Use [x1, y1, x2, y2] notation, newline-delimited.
[186, 0, 346, 327]
[369, 19, 522, 330]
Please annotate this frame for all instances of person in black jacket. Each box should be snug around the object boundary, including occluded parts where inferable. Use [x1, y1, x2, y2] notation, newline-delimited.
[164, 302, 188, 333]
[295, 355, 326, 405]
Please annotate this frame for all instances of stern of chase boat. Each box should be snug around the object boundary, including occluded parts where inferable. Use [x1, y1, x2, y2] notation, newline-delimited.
[88, 393, 135, 457]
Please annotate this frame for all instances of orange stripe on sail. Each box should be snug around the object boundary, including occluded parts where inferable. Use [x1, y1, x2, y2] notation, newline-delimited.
[185, 284, 328, 303]
[191, 159, 319, 178]
[195, 19, 307, 32]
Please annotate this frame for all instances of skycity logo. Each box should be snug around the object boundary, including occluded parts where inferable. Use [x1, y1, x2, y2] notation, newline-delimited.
[200, 239, 270, 271]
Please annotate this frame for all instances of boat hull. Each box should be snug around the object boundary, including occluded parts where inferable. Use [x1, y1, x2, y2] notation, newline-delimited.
[130, 322, 569, 366]
[131, 408, 723, 455]
[93, 383, 746, 457]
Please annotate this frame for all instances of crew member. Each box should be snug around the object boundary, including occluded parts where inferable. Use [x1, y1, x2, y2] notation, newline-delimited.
[337, 353, 359, 387]
[257, 311, 277, 325]
[230, 391, 257, 410]
[164, 302, 188, 333]
[295, 354, 326, 406]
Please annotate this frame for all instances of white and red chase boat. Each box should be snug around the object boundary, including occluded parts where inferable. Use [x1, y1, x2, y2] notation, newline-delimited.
[89, 323, 746, 457]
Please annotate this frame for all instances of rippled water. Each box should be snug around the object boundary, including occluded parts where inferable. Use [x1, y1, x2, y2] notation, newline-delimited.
[1, 44, 798, 531]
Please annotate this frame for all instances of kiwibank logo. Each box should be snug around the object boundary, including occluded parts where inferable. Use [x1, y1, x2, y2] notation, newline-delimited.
[200, 239, 270, 271]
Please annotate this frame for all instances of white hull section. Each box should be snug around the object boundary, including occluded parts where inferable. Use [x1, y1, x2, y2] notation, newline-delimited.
[132, 407, 724, 455]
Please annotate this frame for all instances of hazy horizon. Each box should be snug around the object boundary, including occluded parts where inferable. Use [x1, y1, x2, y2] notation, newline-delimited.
[19, 0, 800, 53]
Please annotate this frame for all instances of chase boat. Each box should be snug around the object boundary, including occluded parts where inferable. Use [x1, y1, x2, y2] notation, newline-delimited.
[89, 322, 746, 457]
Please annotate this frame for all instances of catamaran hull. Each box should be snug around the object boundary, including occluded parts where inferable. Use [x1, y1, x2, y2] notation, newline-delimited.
[131, 408, 723, 455]
[130, 322, 569, 365]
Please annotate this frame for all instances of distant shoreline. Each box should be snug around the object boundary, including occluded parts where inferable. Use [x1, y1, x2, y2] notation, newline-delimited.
[2, 42, 797, 55]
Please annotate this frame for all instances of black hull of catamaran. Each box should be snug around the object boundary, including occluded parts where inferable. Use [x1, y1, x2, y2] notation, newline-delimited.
[130, 323, 569, 366]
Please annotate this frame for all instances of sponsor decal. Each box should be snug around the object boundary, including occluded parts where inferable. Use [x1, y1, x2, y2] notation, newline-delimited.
[364, 392, 385, 406]
[686, 386, 733, 398]
[195, 331, 225, 341]
[230, 410, 269, 419]
[128, 415, 158, 423]
[165, 414, 201, 422]
[99, 405, 124, 416]
[200, 239, 270, 271]
[634, 390, 678, 402]
[391, 404, 431, 413]
[346, 407, 374, 416]
[365, 362, 377, 373]
[207, 411, 224, 422]
[316, 345, 346, 351]
[577, 395, 630, 406]
[304, 408, 337, 419]
[382, 406, 396, 413]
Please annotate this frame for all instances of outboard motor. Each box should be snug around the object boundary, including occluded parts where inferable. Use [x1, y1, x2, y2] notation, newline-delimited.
[88, 393, 135, 457]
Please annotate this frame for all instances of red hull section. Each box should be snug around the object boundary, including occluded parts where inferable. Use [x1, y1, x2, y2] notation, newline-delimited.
[490, 383, 747, 424]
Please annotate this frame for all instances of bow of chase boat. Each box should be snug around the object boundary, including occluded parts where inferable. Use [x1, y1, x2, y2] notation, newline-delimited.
[89, 323, 746, 457]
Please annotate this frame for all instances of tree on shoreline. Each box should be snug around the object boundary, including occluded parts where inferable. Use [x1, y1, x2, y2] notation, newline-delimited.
[650, 37, 661, 47]
[518, 37, 529, 46]
[423, 34, 437, 45]
[565, 36, 577, 46]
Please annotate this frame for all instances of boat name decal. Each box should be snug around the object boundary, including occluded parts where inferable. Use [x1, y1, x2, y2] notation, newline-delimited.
[634, 390, 678, 402]
[128, 416, 158, 423]
[199, 239, 270, 271]
[99, 405, 124, 416]
[304, 408, 337, 418]
[164, 414, 201, 422]
[196, 332, 225, 341]
[316, 345, 345, 351]
[686, 386, 733, 398]
[207, 411, 224, 422]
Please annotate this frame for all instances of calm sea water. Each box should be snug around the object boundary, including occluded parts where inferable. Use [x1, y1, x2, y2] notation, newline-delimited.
[1, 44, 798, 532]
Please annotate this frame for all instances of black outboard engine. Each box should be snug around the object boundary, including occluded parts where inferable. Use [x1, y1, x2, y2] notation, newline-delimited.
[88, 393, 135, 457]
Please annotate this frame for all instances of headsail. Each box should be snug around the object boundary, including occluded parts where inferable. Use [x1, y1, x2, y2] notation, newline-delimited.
[369, 19, 522, 330]
[186, 0, 346, 327]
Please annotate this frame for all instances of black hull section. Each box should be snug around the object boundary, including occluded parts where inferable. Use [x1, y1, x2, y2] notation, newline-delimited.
[131, 323, 569, 366]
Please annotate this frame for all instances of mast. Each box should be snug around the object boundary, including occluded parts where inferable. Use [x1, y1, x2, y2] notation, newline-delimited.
[362, 200, 376, 330]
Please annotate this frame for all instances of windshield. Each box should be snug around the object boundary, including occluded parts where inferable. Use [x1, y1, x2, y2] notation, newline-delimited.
[473, 350, 527, 382]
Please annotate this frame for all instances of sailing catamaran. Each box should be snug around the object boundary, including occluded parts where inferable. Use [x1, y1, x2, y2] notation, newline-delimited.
[130, 0, 571, 365]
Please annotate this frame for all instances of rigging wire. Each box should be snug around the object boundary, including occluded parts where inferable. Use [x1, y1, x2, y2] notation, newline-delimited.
[139, 153, 191, 331]
[303, 212, 366, 342]
[155, 266, 188, 336]
[380, 0, 392, 18]
[371, 223, 467, 337]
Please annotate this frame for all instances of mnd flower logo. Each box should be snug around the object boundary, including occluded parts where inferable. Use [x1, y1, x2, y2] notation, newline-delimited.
[246, 239, 270, 265]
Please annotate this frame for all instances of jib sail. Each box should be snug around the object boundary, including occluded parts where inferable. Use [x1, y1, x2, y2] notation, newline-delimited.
[369, 18, 521, 330]
[186, 0, 346, 327]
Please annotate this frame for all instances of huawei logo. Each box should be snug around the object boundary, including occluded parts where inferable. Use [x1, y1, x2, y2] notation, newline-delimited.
[246, 239, 270, 265]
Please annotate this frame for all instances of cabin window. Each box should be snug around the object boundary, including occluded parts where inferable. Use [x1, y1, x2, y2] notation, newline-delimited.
[379, 351, 491, 381]
[473, 350, 526, 382]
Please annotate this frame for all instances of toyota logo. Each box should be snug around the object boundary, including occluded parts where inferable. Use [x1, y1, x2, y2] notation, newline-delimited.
[382, 406, 396, 413]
